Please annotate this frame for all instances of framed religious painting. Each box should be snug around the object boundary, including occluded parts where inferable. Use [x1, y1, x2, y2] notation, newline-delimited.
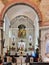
[18, 24, 26, 38]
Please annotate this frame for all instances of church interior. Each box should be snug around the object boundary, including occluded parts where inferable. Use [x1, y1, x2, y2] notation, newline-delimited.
[0, 0, 49, 65]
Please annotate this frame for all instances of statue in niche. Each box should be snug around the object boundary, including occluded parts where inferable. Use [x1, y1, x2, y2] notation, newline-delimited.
[18, 40, 26, 52]
[18, 24, 26, 38]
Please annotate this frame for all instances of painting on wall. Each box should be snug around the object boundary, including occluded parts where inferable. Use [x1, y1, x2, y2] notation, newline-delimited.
[18, 24, 26, 38]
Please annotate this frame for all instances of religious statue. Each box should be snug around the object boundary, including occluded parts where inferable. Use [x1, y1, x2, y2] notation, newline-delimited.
[18, 40, 26, 52]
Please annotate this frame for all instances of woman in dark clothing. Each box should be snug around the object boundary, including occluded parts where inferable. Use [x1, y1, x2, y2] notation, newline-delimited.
[34, 48, 39, 62]
[0, 56, 2, 64]
[4, 55, 7, 62]
[25, 53, 30, 63]
[12, 56, 16, 63]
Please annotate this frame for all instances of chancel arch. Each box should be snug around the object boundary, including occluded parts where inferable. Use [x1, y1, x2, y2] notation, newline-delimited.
[3, 3, 40, 55]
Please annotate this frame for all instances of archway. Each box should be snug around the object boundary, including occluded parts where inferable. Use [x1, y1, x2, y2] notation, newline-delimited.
[3, 3, 40, 55]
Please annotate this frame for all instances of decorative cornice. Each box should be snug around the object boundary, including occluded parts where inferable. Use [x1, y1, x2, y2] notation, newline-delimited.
[40, 21, 49, 27]
[40, 26, 49, 30]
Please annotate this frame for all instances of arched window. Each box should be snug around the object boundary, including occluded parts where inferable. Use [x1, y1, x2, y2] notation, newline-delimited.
[18, 24, 26, 38]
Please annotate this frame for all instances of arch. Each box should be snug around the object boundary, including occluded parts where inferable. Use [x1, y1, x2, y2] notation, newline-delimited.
[2, 2, 41, 51]
[1, 2, 42, 22]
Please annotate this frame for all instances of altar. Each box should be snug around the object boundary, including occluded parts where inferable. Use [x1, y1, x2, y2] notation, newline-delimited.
[10, 40, 26, 56]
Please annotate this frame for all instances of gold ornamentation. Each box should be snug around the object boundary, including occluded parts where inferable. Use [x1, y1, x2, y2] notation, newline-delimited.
[18, 29, 26, 38]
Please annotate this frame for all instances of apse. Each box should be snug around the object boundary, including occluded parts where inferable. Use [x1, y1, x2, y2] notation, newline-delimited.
[3, 3, 39, 55]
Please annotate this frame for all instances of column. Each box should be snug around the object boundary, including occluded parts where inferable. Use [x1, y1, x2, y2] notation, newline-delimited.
[0, 20, 3, 55]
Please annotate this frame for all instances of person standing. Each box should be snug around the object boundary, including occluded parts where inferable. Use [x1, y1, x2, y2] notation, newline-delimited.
[0, 56, 2, 65]
[31, 47, 36, 62]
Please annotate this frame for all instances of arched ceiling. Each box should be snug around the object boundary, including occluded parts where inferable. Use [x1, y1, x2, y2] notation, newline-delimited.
[4, 4, 39, 22]
[3, 3, 39, 30]
[0, 0, 42, 21]
[10, 15, 34, 28]
[0, 0, 49, 26]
